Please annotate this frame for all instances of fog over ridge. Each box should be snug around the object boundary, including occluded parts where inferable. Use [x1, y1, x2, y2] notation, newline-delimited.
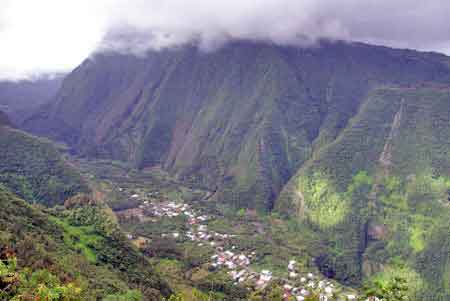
[1, 0, 450, 79]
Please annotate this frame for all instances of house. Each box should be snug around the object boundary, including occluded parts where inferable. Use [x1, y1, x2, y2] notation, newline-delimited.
[225, 261, 236, 269]
[236, 270, 247, 279]
[288, 260, 296, 271]
[319, 295, 328, 301]
[229, 270, 239, 280]
[307, 281, 315, 288]
[256, 279, 266, 289]
[260, 270, 272, 282]
[289, 272, 298, 278]
[300, 289, 309, 296]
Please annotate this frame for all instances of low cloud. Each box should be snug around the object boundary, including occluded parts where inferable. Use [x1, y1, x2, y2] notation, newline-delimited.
[1, 0, 450, 79]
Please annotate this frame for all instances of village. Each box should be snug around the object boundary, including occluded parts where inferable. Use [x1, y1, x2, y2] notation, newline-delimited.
[116, 190, 362, 301]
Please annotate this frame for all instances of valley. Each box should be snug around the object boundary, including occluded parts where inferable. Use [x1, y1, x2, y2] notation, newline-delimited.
[1, 39, 450, 301]
[72, 157, 360, 300]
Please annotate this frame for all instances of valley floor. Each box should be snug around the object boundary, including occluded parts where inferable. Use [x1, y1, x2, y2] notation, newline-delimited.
[72, 158, 360, 300]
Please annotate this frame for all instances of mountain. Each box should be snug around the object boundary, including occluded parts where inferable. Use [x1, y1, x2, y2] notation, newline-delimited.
[0, 75, 63, 124]
[23, 40, 450, 299]
[0, 113, 89, 206]
[0, 114, 171, 299]
[0, 110, 12, 127]
[0, 187, 171, 300]
[25, 40, 450, 210]
[276, 86, 450, 299]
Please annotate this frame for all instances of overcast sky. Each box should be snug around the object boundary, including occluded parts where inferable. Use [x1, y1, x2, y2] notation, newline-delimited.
[1, 0, 450, 80]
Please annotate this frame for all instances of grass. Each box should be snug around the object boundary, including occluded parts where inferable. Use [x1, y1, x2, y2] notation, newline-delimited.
[0, 127, 89, 206]
[49, 217, 102, 263]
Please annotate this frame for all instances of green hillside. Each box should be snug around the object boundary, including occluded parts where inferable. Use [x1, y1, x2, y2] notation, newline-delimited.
[22, 40, 450, 300]
[0, 186, 171, 300]
[277, 86, 450, 300]
[24, 41, 450, 211]
[0, 123, 89, 206]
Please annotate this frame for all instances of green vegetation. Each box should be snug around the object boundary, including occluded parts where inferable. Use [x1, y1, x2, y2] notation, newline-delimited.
[299, 171, 350, 229]
[1, 255, 83, 301]
[49, 218, 102, 263]
[278, 87, 450, 299]
[0, 186, 171, 300]
[14, 40, 450, 300]
[26, 41, 450, 211]
[0, 126, 89, 206]
[361, 277, 410, 301]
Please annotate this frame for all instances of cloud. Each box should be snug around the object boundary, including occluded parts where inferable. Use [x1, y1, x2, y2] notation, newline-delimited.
[0, 0, 111, 80]
[1, 0, 450, 79]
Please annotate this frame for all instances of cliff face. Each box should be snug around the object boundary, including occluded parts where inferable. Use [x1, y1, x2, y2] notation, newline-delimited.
[22, 40, 450, 299]
[24, 41, 450, 210]
[276, 86, 450, 298]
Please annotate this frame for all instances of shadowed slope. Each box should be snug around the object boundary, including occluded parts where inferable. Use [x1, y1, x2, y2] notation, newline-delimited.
[24, 41, 450, 210]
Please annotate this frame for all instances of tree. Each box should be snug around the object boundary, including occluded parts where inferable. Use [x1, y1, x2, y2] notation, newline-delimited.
[361, 277, 409, 301]
[0, 255, 19, 299]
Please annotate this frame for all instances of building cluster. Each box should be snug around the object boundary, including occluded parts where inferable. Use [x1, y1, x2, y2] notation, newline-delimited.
[124, 192, 359, 301]
[140, 200, 192, 218]
[210, 248, 273, 289]
[281, 263, 328, 301]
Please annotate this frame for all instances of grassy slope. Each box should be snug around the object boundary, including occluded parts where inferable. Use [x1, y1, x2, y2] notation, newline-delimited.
[277, 86, 450, 300]
[0, 124, 89, 206]
[0, 186, 171, 300]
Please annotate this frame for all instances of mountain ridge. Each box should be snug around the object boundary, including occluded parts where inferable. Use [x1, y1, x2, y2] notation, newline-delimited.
[22, 40, 450, 299]
[24, 40, 450, 210]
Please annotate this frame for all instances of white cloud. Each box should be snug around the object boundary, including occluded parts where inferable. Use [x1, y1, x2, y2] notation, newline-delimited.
[1, 0, 449, 80]
[0, 0, 111, 79]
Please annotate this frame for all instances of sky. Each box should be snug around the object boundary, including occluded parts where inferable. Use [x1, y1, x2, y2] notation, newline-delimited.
[1, 0, 450, 80]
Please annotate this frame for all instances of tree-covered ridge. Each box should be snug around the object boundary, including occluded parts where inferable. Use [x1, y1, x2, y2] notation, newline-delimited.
[0, 125, 89, 206]
[20, 40, 450, 300]
[24, 41, 450, 211]
[277, 87, 450, 300]
[0, 186, 171, 300]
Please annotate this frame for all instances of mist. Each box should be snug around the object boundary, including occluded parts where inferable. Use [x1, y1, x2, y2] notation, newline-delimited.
[1, 0, 450, 79]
